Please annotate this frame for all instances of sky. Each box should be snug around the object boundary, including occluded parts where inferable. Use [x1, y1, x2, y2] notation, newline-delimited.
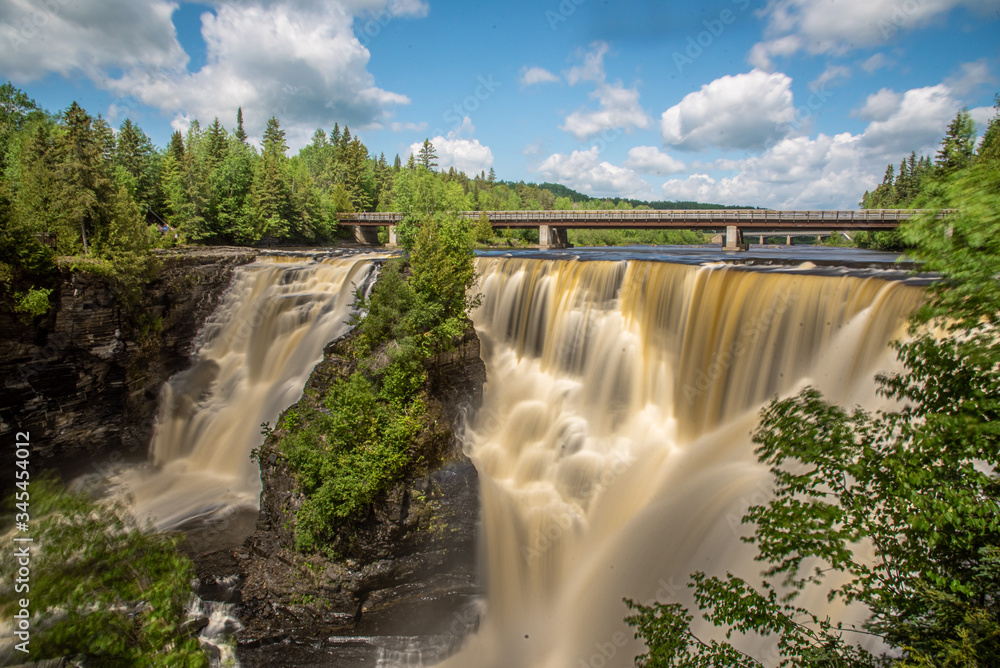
[1, 0, 999, 209]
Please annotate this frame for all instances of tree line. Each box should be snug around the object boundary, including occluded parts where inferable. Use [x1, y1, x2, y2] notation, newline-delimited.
[851, 100, 1000, 250]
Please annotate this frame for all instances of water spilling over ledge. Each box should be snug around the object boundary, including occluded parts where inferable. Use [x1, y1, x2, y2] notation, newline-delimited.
[440, 255, 924, 667]
[119, 254, 382, 535]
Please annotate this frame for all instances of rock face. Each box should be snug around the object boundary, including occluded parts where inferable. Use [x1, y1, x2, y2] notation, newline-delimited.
[237, 327, 486, 663]
[0, 247, 255, 485]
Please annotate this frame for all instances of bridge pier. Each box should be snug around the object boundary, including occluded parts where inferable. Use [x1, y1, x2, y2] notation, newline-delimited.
[387, 225, 398, 248]
[722, 225, 748, 251]
[539, 225, 569, 249]
[353, 225, 381, 245]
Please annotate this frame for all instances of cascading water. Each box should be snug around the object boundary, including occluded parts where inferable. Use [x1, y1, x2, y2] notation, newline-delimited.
[121, 254, 380, 535]
[441, 256, 925, 668]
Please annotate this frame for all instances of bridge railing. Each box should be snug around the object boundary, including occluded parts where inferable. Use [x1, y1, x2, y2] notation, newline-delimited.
[337, 209, 953, 224]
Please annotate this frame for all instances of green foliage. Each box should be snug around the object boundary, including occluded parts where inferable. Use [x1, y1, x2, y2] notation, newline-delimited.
[628, 108, 1000, 666]
[278, 210, 479, 556]
[13, 285, 52, 319]
[0, 476, 209, 666]
[569, 228, 706, 246]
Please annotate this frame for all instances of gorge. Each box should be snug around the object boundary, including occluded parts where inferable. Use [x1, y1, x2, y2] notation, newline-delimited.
[2, 247, 927, 666]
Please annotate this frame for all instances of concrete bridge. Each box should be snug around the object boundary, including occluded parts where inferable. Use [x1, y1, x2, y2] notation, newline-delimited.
[338, 209, 946, 250]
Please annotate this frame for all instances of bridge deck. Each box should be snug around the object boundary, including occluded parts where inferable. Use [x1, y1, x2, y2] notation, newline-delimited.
[339, 209, 944, 230]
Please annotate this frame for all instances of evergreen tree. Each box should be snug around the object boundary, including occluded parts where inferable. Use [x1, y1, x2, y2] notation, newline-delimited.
[393, 153, 402, 171]
[487, 166, 496, 183]
[167, 131, 185, 161]
[262, 116, 287, 157]
[234, 106, 248, 143]
[417, 138, 438, 170]
[54, 103, 114, 254]
[114, 119, 157, 218]
[205, 117, 228, 170]
[935, 108, 976, 175]
[976, 95, 1000, 165]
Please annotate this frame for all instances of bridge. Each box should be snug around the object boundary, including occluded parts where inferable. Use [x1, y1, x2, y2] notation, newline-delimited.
[338, 209, 945, 250]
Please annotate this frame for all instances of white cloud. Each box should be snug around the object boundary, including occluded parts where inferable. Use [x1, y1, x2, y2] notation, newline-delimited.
[558, 41, 650, 141]
[535, 147, 653, 199]
[661, 133, 877, 209]
[970, 106, 997, 132]
[861, 84, 960, 157]
[854, 88, 902, 121]
[0, 0, 186, 81]
[659, 78, 974, 209]
[561, 81, 650, 141]
[408, 117, 494, 175]
[810, 64, 851, 91]
[390, 121, 428, 132]
[520, 66, 560, 87]
[4, 0, 419, 148]
[748, 35, 802, 71]
[944, 59, 996, 97]
[660, 70, 796, 152]
[564, 41, 610, 85]
[751, 0, 996, 63]
[859, 53, 892, 74]
[624, 146, 686, 175]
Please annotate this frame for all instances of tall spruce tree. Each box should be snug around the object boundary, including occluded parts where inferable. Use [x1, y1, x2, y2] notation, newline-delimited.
[234, 106, 248, 144]
[417, 138, 438, 170]
[936, 109, 977, 175]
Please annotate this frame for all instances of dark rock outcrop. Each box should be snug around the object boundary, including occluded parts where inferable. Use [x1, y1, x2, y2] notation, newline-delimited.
[0, 247, 255, 485]
[236, 327, 486, 661]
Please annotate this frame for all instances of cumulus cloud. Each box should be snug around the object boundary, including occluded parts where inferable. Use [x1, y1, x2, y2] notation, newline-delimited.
[624, 146, 686, 175]
[751, 0, 995, 63]
[944, 59, 996, 97]
[854, 88, 903, 121]
[810, 64, 851, 91]
[3, 0, 421, 148]
[520, 66, 560, 87]
[561, 81, 650, 141]
[659, 78, 973, 210]
[661, 133, 877, 209]
[558, 41, 650, 141]
[535, 147, 653, 199]
[408, 117, 494, 175]
[861, 84, 960, 157]
[859, 53, 893, 74]
[0, 0, 186, 81]
[660, 69, 796, 152]
[564, 41, 610, 85]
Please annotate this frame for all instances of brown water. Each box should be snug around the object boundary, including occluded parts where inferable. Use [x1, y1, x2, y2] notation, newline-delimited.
[439, 256, 924, 667]
[119, 254, 380, 535]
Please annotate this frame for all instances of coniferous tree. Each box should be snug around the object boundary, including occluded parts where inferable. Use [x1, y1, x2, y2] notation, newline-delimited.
[234, 106, 248, 144]
[417, 138, 438, 170]
[205, 117, 228, 170]
[936, 109, 976, 175]
[976, 95, 1000, 166]
[262, 116, 287, 157]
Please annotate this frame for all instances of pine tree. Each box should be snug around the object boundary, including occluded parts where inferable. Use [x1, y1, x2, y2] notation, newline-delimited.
[936, 109, 976, 175]
[262, 116, 287, 157]
[114, 119, 156, 217]
[487, 167, 496, 183]
[393, 153, 402, 171]
[976, 95, 1000, 166]
[235, 107, 248, 143]
[168, 131, 185, 161]
[54, 103, 114, 254]
[417, 139, 438, 170]
[205, 117, 228, 169]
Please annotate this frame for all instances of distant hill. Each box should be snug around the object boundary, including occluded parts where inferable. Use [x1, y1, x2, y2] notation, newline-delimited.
[533, 182, 761, 210]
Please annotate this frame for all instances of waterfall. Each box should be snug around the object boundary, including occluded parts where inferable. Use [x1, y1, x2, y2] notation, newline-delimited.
[122, 254, 380, 533]
[441, 257, 924, 667]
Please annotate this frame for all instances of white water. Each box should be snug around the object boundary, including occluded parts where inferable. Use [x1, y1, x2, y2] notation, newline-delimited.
[439, 257, 924, 667]
[121, 255, 380, 532]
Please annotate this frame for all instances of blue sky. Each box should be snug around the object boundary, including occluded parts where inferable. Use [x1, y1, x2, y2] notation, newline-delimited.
[2, 0, 998, 208]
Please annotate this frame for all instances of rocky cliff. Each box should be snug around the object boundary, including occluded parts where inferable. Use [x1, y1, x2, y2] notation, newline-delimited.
[0, 247, 255, 484]
[236, 326, 486, 665]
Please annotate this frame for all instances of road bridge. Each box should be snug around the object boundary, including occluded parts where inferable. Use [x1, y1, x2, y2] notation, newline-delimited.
[338, 209, 946, 250]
